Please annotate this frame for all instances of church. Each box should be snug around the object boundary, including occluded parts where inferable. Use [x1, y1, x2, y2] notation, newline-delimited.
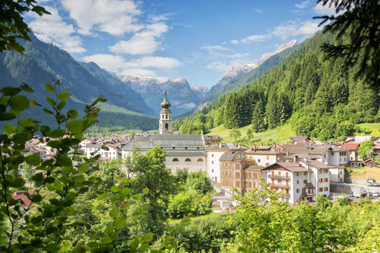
[121, 92, 207, 173]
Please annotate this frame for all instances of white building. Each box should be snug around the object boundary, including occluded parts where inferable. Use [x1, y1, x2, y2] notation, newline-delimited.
[206, 143, 246, 183]
[85, 143, 119, 160]
[122, 92, 206, 174]
[245, 145, 286, 167]
[262, 156, 332, 205]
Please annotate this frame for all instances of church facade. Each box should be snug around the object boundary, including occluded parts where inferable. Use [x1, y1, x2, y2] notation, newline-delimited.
[122, 92, 207, 174]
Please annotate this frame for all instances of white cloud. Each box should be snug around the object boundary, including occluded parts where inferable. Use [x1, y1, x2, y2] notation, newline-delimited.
[240, 34, 272, 44]
[202, 44, 230, 51]
[230, 40, 239, 45]
[295, 0, 310, 9]
[83, 54, 180, 78]
[313, 2, 337, 15]
[61, 0, 143, 36]
[206, 62, 230, 72]
[254, 9, 263, 13]
[109, 22, 169, 55]
[28, 6, 86, 53]
[272, 21, 322, 40]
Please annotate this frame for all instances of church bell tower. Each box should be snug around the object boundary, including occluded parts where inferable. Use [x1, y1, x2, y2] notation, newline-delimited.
[159, 90, 172, 134]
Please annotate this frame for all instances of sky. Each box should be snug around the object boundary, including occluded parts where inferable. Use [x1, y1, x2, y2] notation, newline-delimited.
[25, 0, 337, 88]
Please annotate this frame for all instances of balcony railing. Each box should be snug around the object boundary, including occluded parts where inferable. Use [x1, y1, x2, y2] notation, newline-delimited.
[270, 183, 290, 189]
[306, 191, 314, 196]
[268, 174, 290, 180]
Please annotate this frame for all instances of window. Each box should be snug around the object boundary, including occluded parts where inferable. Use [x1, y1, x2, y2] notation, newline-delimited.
[278, 179, 282, 184]
[319, 179, 323, 183]
[197, 158, 204, 162]
[172, 147, 175, 149]
[297, 180, 299, 184]
[197, 147, 200, 150]
[212, 161, 214, 164]
[165, 123, 169, 130]
[296, 172, 299, 176]
[319, 187, 323, 192]
[331, 152, 334, 156]
[185, 158, 191, 162]
[303, 180, 307, 184]
[212, 169, 214, 173]
[212, 154, 214, 157]
[172, 158, 179, 162]
[304, 172, 307, 176]
[325, 169, 328, 173]
[296, 189, 300, 193]
[235, 172, 240, 177]
[266, 156, 269, 160]
[258, 159, 261, 163]
[324, 178, 328, 182]
[324, 187, 329, 191]
[279, 171, 281, 175]
[265, 163, 270, 167]
[185, 147, 188, 150]
[235, 181, 240, 187]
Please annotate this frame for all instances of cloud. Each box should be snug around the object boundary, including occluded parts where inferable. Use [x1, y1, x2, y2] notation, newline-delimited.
[313, 1, 338, 15]
[206, 62, 230, 72]
[109, 22, 169, 55]
[240, 34, 272, 44]
[61, 0, 143, 36]
[148, 13, 174, 23]
[295, 0, 310, 9]
[272, 21, 322, 39]
[28, 6, 86, 53]
[83, 54, 180, 77]
[230, 40, 239, 45]
[202, 44, 230, 51]
[254, 9, 263, 13]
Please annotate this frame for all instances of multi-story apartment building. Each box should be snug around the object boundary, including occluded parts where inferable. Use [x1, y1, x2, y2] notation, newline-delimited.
[245, 145, 286, 167]
[206, 143, 246, 183]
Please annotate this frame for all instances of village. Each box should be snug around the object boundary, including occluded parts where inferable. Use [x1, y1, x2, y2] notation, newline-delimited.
[17, 93, 380, 211]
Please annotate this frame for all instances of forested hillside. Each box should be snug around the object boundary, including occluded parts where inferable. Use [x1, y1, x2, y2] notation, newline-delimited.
[175, 31, 379, 141]
[0, 32, 158, 130]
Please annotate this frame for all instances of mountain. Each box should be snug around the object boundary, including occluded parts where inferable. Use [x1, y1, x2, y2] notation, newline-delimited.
[111, 73, 205, 117]
[207, 40, 297, 97]
[175, 31, 378, 141]
[0, 32, 157, 130]
[191, 86, 210, 100]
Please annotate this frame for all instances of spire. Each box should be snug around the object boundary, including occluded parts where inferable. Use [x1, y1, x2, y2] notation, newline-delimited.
[160, 90, 171, 109]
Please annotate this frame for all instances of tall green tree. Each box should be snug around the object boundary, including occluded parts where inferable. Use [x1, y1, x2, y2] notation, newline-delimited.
[229, 128, 241, 142]
[358, 140, 374, 161]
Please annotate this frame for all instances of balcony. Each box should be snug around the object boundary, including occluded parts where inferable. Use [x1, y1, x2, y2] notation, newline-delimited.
[281, 193, 290, 198]
[306, 191, 315, 196]
[268, 174, 290, 180]
[270, 183, 290, 189]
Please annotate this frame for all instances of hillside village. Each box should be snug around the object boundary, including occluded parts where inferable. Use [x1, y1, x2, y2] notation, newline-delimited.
[19, 93, 380, 210]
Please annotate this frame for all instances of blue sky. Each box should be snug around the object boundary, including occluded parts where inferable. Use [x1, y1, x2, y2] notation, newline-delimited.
[26, 0, 336, 88]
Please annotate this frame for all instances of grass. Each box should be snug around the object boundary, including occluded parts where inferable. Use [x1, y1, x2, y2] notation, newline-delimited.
[208, 123, 295, 144]
[168, 210, 228, 225]
[356, 123, 380, 136]
[348, 167, 380, 181]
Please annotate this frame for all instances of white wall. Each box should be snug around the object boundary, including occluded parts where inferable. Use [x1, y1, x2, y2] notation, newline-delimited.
[247, 154, 279, 167]
[207, 151, 224, 183]
[166, 156, 206, 174]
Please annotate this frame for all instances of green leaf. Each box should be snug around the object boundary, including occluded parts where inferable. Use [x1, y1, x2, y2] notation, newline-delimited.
[97, 192, 107, 200]
[20, 83, 34, 93]
[59, 240, 72, 253]
[114, 216, 127, 229]
[109, 208, 119, 218]
[49, 129, 65, 138]
[3, 124, 16, 134]
[31, 173, 44, 182]
[142, 233, 153, 243]
[1, 87, 21, 96]
[137, 244, 149, 252]
[57, 101, 66, 110]
[100, 236, 112, 244]
[121, 188, 131, 197]
[58, 91, 70, 101]
[46, 97, 56, 107]
[9, 95, 29, 111]
[67, 109, 79, 120]
[110, 186, 120, 193]
[25, 154, 41, 166]
[11, 177, 24, 187]
[66, 120, 83, 134]
[0, 112, 17, 121]
[44, 83, 55, 92]
[56, 156, 72, 166]
[78, 163, 89, 173]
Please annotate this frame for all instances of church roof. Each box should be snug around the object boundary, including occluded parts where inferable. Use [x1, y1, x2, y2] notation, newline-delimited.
[160, 90, 171, 109]
[122, 134, 204, 151]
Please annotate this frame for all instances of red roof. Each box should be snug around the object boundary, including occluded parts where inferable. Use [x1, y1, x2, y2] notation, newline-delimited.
[12, 190, 37, 209]
[342, 142, 360, 151]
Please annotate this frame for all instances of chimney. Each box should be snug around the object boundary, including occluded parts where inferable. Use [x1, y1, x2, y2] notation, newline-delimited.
[294, 155, 298, 163]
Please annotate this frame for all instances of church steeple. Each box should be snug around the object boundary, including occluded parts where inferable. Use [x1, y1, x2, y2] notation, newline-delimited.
[159, 90, 172, 134]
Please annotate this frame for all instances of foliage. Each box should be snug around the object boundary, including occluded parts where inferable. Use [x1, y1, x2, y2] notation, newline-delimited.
[229, 128, 241, 142]
[358, 140, 373, 160]
[0, 0, 50, 53]
[315, 0, 380, 88]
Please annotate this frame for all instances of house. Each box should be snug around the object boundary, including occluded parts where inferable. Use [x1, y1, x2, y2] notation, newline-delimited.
[289, 136, 310, 144]
[122, 92, 206, 174]
[262, 156, 332, 204]
[364, 159, 380, 168]
[205, 135, 223, 146]
[245, 145, 286, 167]
[12, 190, 37, 209]
[219, 151, 258, 194]
[342, 141, 361, 167]
[206, 143, 246, 183]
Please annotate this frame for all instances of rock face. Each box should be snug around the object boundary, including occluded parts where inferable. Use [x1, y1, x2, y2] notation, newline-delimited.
[208, 40, 297, 96]
[191, 86, 210, 100]
[111, 73, 207, 117]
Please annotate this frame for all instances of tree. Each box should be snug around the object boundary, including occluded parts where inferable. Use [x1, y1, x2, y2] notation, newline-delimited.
[229, 128, 241, 142]
[315, 0, 380, 88]
[246, 128, 253, 141]
[358, 140, 373, 161]
[0, 0, 50, 53]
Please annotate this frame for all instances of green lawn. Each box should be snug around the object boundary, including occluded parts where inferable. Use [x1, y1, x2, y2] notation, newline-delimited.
[356, 123, 380, 136]
[208, 123, 295, 145]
